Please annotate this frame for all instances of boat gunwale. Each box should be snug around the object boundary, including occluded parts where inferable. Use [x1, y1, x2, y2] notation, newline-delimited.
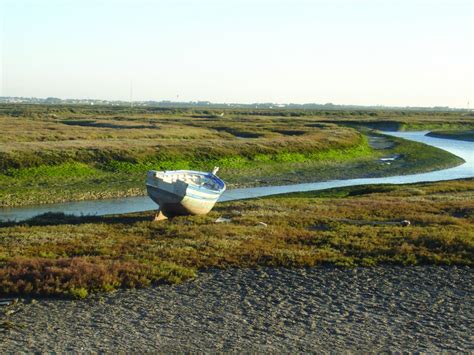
[147, 169, 226, 193]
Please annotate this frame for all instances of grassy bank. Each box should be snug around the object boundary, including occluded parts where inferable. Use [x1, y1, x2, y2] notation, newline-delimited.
[427, 130, 474, 142]
[0, 179, 472, 298]
[0, 133, 462, 207]
[0, 134, 372, 207]
[0, 105, 468, 207]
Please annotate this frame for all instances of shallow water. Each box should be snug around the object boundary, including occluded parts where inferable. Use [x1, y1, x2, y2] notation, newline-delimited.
[1, 131, 473, 222]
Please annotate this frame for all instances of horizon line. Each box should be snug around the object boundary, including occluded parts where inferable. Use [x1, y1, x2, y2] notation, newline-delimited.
[0, 95, 471, 111]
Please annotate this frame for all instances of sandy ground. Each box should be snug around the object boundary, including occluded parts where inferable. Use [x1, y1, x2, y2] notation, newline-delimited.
[1, 266, 472, 352]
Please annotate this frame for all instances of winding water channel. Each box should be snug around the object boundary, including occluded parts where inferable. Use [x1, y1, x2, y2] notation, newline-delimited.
[1, 131, 473, 222]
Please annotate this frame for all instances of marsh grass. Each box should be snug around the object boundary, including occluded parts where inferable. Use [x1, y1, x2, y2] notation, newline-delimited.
[0, 179, 472, 298]
[0, 105, 467, 206]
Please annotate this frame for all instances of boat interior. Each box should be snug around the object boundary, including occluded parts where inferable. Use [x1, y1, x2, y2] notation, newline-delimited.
[151, 170, 224, 192]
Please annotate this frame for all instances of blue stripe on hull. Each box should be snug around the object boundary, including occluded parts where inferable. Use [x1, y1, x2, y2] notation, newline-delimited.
[185, 191, 220, 201]
[186, 183, 223, 195]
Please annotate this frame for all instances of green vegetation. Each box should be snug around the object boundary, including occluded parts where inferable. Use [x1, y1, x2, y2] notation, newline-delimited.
[1, 104, 472, 298]
[427, 130, 474, 142]
[0, 104, 469, 207]
[0, 178, 472, 298]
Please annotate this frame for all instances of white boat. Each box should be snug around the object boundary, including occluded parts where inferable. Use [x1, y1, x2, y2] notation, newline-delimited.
[146, 167, 226, 220]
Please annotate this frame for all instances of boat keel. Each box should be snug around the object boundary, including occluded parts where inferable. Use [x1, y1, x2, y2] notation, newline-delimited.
[153, 209, 168, 222]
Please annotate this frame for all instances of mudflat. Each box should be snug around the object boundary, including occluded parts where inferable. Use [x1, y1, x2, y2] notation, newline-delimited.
[1, 266, 472, 352]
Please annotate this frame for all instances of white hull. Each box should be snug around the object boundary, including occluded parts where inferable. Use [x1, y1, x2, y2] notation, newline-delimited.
[146, 169, 225, 217]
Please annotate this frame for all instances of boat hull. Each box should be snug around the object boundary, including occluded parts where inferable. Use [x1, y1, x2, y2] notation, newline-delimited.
[146, 169, 225, 217]
[147, 185, 220, 216]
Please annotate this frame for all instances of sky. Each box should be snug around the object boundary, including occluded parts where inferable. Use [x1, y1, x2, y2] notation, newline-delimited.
[0, 0, 473, 107]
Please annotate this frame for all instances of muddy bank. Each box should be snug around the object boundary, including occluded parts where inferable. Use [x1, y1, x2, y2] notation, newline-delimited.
[1, 266, 472, 352]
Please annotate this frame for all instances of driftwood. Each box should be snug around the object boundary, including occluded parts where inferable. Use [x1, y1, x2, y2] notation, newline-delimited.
[310, 219, 410, 231]
[215, 217, 232, 223]
[335, 219, 411, 227]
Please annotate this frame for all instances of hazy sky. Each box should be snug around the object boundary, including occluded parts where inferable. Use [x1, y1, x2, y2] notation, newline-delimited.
[1, 0, 473, 107]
